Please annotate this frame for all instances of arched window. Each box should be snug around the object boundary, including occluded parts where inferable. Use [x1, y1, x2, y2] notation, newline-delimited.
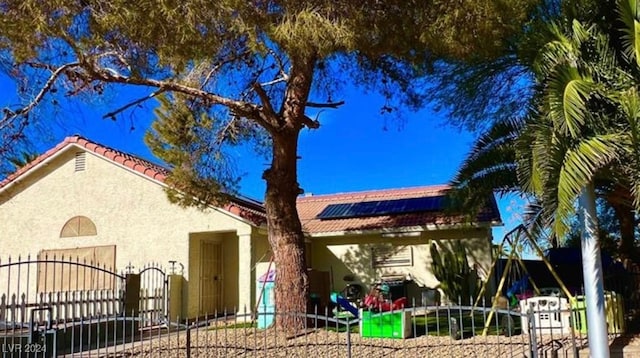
[60, 216, 97, 237]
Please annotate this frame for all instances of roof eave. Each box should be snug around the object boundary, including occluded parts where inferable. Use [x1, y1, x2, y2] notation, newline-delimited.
[491, 220, 504, 227]
[0, 141, 266, 227]
[304, 221, 495, 238]
[0, 141, 81, 195]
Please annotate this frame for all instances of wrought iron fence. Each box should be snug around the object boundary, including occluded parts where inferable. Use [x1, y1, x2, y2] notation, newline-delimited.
[138, 263, 169, 327]
[0, 255, 631, 357]
[0, 255, 127, 326]
[2, 296, 628, 358]
[0, 256, 169, 329]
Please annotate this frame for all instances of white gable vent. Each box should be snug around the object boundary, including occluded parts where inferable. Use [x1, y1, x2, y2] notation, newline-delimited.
[75, 152, 86, 172]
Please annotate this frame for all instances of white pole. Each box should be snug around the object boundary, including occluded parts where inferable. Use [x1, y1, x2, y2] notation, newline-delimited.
[579, 183, 609, 357]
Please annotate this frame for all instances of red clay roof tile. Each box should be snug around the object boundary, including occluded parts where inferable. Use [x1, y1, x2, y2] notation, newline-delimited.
[1, 136, 500, 234]
[296, 186, 501, 234]
[0, 135, 265, 226]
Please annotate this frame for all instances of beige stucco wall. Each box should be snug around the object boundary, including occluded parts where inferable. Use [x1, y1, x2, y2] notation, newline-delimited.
[0, 147, 256, 318]
[0, 145, 497, 315]
[309, 227, 494, 303]
[253, 233, 272, 282]
[186, 232, 240, 316]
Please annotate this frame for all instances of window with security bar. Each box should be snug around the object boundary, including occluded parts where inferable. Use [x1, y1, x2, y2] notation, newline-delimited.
[372, 246, 413, 268]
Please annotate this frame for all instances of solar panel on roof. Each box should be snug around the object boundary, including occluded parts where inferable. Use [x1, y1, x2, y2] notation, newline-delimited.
[316, 196, 449, 220]
[319, 203, 352, 217]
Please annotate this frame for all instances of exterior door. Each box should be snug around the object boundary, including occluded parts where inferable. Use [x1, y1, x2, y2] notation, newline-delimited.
[200, 241, 223, 315]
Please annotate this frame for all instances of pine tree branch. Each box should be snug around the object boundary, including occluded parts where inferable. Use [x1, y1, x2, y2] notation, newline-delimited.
[301, 115, 320, 129]
[1, 62, 80, 128]
[252, 82, 277, 118]
[102, 89, 165, 119]
[306, 100, 345, 108]
[260, 77, 288, 87]
[79, 60, 278, 132]
[200, 51, 253, 90]
[268, 49, 290, 82]
[214, 117, 239, 146]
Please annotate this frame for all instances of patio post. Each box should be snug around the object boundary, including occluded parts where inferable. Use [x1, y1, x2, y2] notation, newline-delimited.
[238, 232, 254, 315]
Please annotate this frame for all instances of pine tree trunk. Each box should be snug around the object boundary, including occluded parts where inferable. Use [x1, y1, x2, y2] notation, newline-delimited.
[263, 131, 309, 330]
[260, 55, 315, 330]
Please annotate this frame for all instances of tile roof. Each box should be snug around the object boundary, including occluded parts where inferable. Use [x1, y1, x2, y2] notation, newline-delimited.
[0, 135, 266, 226]
[296, 185, 501, 234]
[1, 136, 502, 234]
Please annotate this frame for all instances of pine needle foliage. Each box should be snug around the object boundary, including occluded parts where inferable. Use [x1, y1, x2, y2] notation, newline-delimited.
[0, 0, 539, 328]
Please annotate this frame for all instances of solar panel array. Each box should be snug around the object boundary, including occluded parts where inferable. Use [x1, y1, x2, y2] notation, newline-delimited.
[316, 196, 448, 220]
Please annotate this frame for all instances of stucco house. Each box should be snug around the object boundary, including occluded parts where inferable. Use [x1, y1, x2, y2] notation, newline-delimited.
[0, 135, 501, 319]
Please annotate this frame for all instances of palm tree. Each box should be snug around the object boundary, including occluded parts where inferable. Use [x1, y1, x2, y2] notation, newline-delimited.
[500, 5, 640, 354]
[525, 8, 640, 242]
[447, 116, 560, 249]
[451, 2, 640, 259]
[448, 3, 640, 352]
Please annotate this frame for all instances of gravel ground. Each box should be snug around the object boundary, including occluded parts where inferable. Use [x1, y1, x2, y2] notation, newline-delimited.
[72, 327, 630, 358]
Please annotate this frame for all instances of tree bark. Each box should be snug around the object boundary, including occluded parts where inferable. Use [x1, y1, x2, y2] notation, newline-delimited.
[606, 185, 637, 262]
[611, 202, 637, 260]
[261, 55, 315, 330]
[263, 131, 309, 330]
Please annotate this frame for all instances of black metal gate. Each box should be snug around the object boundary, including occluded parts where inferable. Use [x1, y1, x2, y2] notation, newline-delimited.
[138, 263, 168, 326]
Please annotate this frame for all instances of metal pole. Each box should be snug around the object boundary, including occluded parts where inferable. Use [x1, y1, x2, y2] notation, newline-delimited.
[346, 316, 351, 358]
[528, 307, 538, 358]
[579, 183, 609, 358]
[186, 326, 191, 358]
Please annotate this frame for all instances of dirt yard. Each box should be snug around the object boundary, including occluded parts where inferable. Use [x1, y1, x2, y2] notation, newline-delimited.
[74, 328, 637, 357]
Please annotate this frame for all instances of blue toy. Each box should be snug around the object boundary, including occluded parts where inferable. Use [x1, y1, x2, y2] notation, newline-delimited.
[330, 292, 359, 318]
[506, 275, 530, 306]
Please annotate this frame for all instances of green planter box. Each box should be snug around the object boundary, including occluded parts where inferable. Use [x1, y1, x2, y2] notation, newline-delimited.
[359, 309, 412, 339]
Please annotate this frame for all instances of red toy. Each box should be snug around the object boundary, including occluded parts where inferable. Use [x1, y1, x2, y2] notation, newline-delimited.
[362, 284, 407, 312]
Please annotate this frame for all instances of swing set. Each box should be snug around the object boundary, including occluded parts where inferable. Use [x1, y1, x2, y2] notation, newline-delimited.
[474, 224, 574, 336]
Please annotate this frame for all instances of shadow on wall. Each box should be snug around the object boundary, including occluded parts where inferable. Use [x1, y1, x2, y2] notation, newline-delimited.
[429, 237, 496, 304]
[341, 243, 422, 303]
[340, 242, 444, 305]
[338, 213, 495, 294]
[341, 242, 412, 286]
[341, 243, 381, 287]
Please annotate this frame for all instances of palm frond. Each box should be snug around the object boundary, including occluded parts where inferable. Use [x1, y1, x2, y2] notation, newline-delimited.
[452, 119, 520, 187]
[554, 134, 626, 236]
[533, 22, 577, 76]
[617, 0, 640, 67]
[449, 118, 522, 215]
[546, 66, 594, 138]
[570, 19, 595, 46]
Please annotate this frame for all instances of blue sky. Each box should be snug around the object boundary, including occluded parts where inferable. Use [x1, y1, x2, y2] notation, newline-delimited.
[0, 73, 526, 247]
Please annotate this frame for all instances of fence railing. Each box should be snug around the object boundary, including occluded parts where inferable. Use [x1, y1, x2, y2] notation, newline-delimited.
[2, 298, 628, 358]
[0, 290, 125, 326]
[139, 288, 166, 326]
[0, 256, 169, 329]
[138, 263, 168, 326]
